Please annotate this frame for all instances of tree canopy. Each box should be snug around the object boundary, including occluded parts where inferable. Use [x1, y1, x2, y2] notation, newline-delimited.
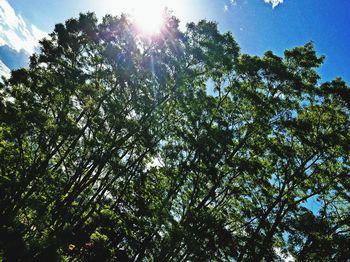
[0, 12, 350, 261]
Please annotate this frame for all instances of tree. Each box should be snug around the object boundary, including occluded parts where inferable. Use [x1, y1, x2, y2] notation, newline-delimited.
[0, 12, 349, 261]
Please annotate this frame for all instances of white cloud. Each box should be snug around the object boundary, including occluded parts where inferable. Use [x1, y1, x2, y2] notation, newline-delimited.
[145, 156, 164, 170]
[275, 247, 295, 262]
[0, 0, 46, 54]
[264, 0, 284, 8]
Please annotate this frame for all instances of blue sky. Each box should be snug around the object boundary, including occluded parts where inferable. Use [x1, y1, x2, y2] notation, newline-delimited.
[3, 0, 350, 83]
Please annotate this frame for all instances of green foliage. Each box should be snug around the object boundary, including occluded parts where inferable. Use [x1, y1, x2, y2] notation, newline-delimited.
[0, 11, 349, 261]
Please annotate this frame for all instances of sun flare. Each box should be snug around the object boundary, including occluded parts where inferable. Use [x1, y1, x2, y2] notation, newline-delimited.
[131, 1, 165, 34]
[131, 0, 165, 34]
[104, 0, 183, 34]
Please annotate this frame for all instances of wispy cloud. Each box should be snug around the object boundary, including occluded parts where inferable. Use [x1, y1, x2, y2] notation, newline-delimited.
[0, 0, 46, 54]
[264, 0, 284, 8]
[0, 58, 10, 77]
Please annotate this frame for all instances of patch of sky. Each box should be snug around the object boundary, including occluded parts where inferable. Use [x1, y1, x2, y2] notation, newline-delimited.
[205, 78, 216, 96]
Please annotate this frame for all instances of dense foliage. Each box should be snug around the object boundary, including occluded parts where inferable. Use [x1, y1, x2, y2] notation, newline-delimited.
[1, 12, 350, 261]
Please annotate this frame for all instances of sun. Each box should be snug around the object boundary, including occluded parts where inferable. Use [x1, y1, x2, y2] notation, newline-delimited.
[102, 0, 185, 35]
[130, 0, 167, 34]
[102, 0, 181, 34]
